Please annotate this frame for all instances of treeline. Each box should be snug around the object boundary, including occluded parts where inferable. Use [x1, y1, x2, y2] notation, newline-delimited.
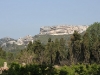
[16, 37, 67, 65]
[15, 22, 100, 65]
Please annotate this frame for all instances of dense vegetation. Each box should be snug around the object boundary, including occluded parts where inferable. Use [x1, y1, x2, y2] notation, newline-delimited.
[0, 48, 14, 67]
[1, 22, 100, 75]
[1, 63, 100, 75]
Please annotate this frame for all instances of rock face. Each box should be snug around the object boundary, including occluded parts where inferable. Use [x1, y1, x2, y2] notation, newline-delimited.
[0, 35, 34, 46]
[40, 25, 88, 35]
[16, 35, 34, 45]
[0, 37, 16, 47]
[0, 37, 15, 44]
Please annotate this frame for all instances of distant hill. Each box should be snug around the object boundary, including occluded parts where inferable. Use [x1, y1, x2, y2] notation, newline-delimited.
[35, 25, 88, 44]
[0, 25, 88, 52]
[0, 35, 34, 53]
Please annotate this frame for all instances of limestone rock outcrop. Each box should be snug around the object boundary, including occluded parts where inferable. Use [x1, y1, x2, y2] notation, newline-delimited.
[40, 25, 88, 35]
[16, 35, 34, 45]
[0, 35, 34, 46]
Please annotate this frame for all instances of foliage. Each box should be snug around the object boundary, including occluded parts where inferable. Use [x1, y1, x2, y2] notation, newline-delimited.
[2, 63, 57, 75]
[0, 47, 15, 67]
[2, 63, 100, 75]
[83, 22, 100, 63]
[69, 31, 82, 64]
[0, 47, 6, 59]
[16, 38, 67, 65]
[0, 58, 6, 67]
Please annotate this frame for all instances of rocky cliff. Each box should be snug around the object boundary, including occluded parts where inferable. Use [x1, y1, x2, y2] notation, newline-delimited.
[0, 35, 34, 47]
[40, 25, 88, 35]
[16, 35, 33, 45]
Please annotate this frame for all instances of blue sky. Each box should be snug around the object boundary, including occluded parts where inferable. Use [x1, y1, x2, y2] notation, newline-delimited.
[0, 0, 100, 39]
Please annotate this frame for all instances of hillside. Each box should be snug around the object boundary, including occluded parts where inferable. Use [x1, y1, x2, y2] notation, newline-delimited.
[34, 34, 71, 44]
[0, 35, 34, 52]
[0, 25, 88, 52]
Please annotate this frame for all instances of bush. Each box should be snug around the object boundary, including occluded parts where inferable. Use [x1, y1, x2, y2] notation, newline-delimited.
[2, 63, 100, 75]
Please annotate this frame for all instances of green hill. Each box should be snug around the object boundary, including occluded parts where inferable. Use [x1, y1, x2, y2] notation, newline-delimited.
[34, 34, 72, 44]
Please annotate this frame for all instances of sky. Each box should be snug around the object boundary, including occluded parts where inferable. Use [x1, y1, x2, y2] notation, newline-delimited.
[0, 0, 100, 39]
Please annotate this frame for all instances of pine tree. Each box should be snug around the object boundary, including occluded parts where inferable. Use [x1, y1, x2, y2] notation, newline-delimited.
[69, 31, 82, 64]
[83, 22, 100, 63]
[32, 40, 45, 64]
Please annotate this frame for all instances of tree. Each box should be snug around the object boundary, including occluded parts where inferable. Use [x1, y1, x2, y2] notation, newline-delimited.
[54, 38, 60, 65]
[82, 32, 90, 63]
[16, 49, 35, 64]
[32, 40, 45, 64]
[82, 22, 100, 63]
[0, 47, 6, 59]
[54, 38, 67, 65]
[6, 52, 14, 63]
[45, 38, 56, 65]
[69, 31, 82, 64]
[27, 41, 33, 51]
